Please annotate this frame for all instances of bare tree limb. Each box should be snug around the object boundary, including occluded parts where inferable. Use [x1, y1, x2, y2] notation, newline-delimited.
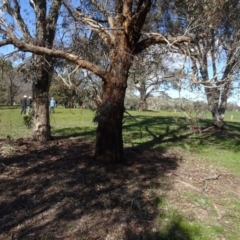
[0, 39, 12, 47]
[3, 0, 32, 40]
[56, 65, 80, 88]
[63, 1, 114, 45]
[135, 33, 193, 54]
[89, 0, 114, 28]
[4, 29, 109, 80]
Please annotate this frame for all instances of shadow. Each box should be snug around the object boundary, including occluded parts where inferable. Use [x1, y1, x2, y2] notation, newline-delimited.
[51, 114, 240, 160]
[0, 137, 179, 239]
[123, 114, 240, 153]
[1, 113, 240, 239]
[126, 225, 198, 240]
[0, 106, 20, 111]
[52, 127, 96, 140]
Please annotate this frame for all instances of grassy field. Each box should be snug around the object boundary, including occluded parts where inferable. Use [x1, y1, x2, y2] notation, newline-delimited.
[1, 106, 240, 173]
[1, 106, 240, 239]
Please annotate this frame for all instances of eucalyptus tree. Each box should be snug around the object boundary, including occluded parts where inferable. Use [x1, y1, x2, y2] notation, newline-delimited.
[0, 57, 26, 104]
[128, 46, 172, 111]
[0, 0, 194, 163]
[172, 0, 240, 128]
[1, 0, 62, 141]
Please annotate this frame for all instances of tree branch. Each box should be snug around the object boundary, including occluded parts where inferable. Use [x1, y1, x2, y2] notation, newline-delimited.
[6, 33, 109, 80]
[89, 0, 114, 28]
[46, 0, 63, 45]
[0, 39, 12, 47]
[63, 1, 114, 46]
[134, 33, 193, 54]
[130, 0, 151, 34]
[3, 0, 32, 40]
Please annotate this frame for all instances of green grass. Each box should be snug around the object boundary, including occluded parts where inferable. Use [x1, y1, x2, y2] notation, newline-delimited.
[0, 106, 96, 140]
[123, 110, 240, 174]
[1, 106, 240, 173]
[151, 191, 240, 240]
[1, 105, 240, 175]
[149, 196, 229, 240]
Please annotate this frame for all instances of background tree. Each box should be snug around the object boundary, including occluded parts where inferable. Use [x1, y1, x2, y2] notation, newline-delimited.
[1, 0, 62, 141]
[0, 0, 193, 163]
[0, 57, 27, 104]
[0, 58, 13, 104]
[171, 0, 240, 128]
[52, 61, 102, 108]
[128, 46, 174, 111]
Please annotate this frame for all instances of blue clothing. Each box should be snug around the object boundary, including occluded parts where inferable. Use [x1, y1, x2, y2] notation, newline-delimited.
[50, 99, 55, 107]
[49, 99, 56, 114]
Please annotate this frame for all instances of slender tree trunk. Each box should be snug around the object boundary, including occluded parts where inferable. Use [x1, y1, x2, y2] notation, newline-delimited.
[201, 63, 226, 128]
[30, 0, 61, 141]
[32, 56, 53, 141]
[137, 86, 147, 111]
[205, 87, 225, 128]
[139, 95, 148, 111]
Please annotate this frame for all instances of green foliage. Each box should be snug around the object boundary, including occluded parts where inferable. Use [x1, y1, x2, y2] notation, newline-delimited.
[23, 113, 33, 128]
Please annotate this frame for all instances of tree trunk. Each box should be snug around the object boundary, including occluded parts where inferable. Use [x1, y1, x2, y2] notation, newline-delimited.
[94, 78, 127, 163]
[139, 98, 148, 111]
[206, 87, 225, 129]
[32, 56, 53, 141]
[211, 109, 224, 128]
[94, 43, 131, 163]
[93, 19, 133, 163]
[30, 0, 61, 141]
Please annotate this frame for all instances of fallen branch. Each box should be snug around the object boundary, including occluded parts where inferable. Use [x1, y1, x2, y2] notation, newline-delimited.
[202, 172, 221, 192]
[175, 179, 202, 193]
[131, 193, 141, 209]
[203, 173, 221, 182]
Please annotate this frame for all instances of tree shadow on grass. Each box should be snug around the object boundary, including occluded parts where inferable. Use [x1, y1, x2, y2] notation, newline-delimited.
[51, 114, 240, 159]
[52, 126, 96, 140]
[124, 114, 240, 153]
[0, 137, 180, 240]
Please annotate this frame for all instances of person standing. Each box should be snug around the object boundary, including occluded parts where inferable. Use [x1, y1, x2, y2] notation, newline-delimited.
[49, 97, 56, 114]
[26, 96, 33, 115]
[20, 95, 27, 114]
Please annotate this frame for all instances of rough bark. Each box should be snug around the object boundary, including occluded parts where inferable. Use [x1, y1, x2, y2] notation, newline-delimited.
[31, 0, 61, 141]
[95, 79, 127, 163]
[94, 34, 131, 163]
[32, 56, 53, 141]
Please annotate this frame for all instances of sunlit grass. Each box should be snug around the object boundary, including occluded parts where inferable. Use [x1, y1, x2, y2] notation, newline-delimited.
[0, 106, 96, 139]
[1, 106, 240, 174]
